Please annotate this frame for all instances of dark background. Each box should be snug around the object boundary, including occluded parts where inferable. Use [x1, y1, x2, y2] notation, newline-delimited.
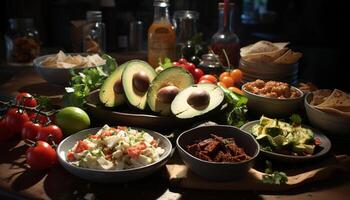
[0, 0, 348, 91]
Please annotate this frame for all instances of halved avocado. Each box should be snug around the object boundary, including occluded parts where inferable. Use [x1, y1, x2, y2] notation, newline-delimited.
[171, 83, 224, 119]
[122, 60, 157, 110]
[147, 67, 194, 116]
[99, 62, 128, 107]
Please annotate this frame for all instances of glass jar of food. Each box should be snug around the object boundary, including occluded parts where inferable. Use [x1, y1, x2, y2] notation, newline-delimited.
[82, 11, 106, 53]
[4, 18, 40, 65]
[198, 53, 224, 76]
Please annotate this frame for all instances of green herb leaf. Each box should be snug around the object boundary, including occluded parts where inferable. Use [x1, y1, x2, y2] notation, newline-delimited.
[262, 160, 288, 185]
[290, 114, 302, 126]
[159, 57, 173, 69]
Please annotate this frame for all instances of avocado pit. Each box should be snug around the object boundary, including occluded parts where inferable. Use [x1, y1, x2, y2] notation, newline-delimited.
[187, 89, 210, 110]
[157, 85, 180, 104]
[132, 71, 150, 93]
[113, 80, 124, 94]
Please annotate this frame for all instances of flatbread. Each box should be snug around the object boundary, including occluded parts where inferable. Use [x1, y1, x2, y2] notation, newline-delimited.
[314, 89, 350, 118]
[273, 42, 290, 50]
[40, 51, 106, 68]
[244, 41, 278, 55]
[273, 50, 303, 64]
[310, 89, 332, 105]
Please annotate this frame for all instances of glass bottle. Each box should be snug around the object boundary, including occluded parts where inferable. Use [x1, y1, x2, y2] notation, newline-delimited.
[82, 11, 106, 53]
[4, 18, 40, 65]
[148, 0, 176, 68]
[173, 10, 199, 60]
[211, 2, 240, 68]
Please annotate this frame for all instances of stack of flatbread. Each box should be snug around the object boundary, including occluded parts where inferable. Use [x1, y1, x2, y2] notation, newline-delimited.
[41, 51, 106, 68]
[240, 41, 302, 64]
[311, 89, 350, 119]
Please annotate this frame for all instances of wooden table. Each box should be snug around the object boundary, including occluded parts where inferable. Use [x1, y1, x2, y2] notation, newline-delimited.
[0, 66, 350, 200]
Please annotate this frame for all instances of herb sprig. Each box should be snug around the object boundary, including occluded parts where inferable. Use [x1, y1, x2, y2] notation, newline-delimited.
[262, 160, 288, 185]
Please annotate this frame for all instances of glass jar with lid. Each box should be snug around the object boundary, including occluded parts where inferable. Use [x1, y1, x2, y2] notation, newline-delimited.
[82, 11, 106, 53]
[198, 53, 224, 76]
[4, 18, 40, 65]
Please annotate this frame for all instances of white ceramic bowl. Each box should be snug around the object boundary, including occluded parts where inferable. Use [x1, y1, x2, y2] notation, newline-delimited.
[304, 92, 350, 136]
[242, 83, 304, 118]
[57, 127, 172, 182]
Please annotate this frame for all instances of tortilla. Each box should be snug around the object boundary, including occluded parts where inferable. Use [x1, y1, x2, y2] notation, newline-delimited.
[310, 89, 332, 105]
[243, 48, 289, 63]
[41, 51, 106, 68]
[273, 50, 302, 64]
[314, 89, 350, 118]
[244, 41, 279, 55]
[273, 42, 290, 50]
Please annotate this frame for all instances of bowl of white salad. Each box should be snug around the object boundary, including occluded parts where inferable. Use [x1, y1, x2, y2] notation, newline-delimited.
[57, 125, 172, 182]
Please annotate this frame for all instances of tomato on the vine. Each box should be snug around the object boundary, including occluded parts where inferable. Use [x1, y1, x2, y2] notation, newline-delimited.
[0, 119, 15, 141]
[37, 125, 63, 144]
[26, 141, 57, 170]
[220, 76, 234, 87]
[199, 74, 218, 84]
[178, 58, 188, 64]
[21, 121, 42, 141]
[16, 93, 37, 107]
[198, 79, 212, 84]
[192, 68, 204, 82]
[5, 108, 29, 133]
[183, 62, 196, 73]
[219, 71, 230, 81]
[230, 69, 243, 83]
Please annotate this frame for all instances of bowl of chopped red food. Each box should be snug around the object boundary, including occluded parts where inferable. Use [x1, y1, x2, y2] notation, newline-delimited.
[242, 79, 304, 118]
[176, 125, 259, 181]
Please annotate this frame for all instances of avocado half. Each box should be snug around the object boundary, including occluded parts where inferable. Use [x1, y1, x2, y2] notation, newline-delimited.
[99, 62, 128, 107]
[122, 60, 157, 110]
[171, 83, 224, 119]
[147, 67, 194, 116]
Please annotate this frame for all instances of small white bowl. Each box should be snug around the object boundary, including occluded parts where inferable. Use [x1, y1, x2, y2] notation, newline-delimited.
[304, 92, 350, 136]
[242, 83, 304, 118]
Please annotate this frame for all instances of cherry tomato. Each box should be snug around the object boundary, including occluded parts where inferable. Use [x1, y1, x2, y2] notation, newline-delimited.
[172, 61, 182, 67]
[220, 76, 234, 87]
[199, 75, 217, 84]
[26, 141, 57, 170]
[198, 79, 212, 84]
[21, 121, 42, 141]
[230, 69, 243, 83]
[183, 62, 196, 73]
[0, 119, 15, 141]
[217, 82, 227, 88]
[29, 113, 50, 125]
[192, 68, 204, 82]
[178, 58, 188, 64]
[37, 125, 63, 144]
[228, 86, 244, 95]
[5, 108, 29, 133]
[219, 71, 230, 81]
[16, 93, 37, 107]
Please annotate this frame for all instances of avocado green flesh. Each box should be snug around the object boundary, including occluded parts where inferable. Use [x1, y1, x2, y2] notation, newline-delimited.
[171, 83, 224, 119]
[99, 62, 128, 107]
[147, 67, 194, 116]
[122, 60, 157, 110]
[251, 116, 316, 155]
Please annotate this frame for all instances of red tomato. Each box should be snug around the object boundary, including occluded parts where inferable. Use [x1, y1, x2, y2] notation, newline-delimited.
[228, 86, 244, 95]
[75, 141, 90, 153]
[219, 71, 230, 81]
[37, 125, 63, 144]
[66, 151, 75, 161]
[26, 141, 57, 170]
[198, 79, 212, 84]
[230, 69, 243, 83]
[150, 139, 158, 148]
[16, 93, 37, 107]
[136, 141, 147, 150]
[21, 121, 42, 141]
[127, 147, 141, 159]
[29, 113, 50, 125]
[199, 75, 218, 84]
[183, 62, 196, 73]
[221, 76, 234, 87]
[178, 58, 188, 64]
[172, 62, 182, 67]
[0, 119, 16, 141]
[192, 68, 204, 82]
[5, 108, 30, 133]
